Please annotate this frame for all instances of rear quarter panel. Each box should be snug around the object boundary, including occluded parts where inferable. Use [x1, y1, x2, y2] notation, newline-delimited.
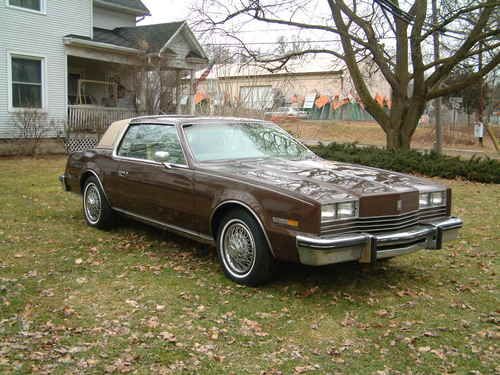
[64, 149, 113, 196]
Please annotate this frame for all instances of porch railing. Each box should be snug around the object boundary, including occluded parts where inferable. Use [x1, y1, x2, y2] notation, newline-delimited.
[67, 105, 138, 133]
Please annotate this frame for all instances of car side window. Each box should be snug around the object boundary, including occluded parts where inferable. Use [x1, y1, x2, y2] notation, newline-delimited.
[117, 124, 186, 165]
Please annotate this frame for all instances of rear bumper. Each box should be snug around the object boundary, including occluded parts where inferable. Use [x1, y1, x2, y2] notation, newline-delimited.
[59, 174, 69, 191]
[296, 217, 463, 266]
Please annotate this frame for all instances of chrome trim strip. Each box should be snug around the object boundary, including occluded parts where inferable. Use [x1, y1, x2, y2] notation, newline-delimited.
[377, 242, 427, 259]
[322, 215, 421, 230]
[111, 122, 190, 169]
[424, 216, 463, 231]
[59, 174, 69, 191]
[323, 207, 447, 223]
[297, 233, 367, 250]
[179, 121, 313, 165]
[81, 170, 111, 205]
[210, 200, 276, 257]
[113, 207, 215, 245]
[320, 207, 449, 235]
[375, 225, 434, 246]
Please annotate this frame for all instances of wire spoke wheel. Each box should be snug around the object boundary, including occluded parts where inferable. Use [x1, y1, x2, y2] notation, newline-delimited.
[221, 219, 256, 276]
[84, 183, 102, 225]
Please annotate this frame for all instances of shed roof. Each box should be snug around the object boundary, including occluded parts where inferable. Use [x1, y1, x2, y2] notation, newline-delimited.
[193, 60, 343, 80]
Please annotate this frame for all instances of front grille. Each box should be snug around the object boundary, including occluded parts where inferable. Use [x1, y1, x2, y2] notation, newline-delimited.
[320, 207, 448, 236]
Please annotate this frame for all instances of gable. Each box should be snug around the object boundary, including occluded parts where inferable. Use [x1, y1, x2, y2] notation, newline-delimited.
[162, 24, 207, 60]
[168, 31, 193, 59]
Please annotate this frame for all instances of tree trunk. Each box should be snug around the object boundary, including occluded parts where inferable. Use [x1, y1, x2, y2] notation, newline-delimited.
[385, 130, 412, 150]
[385, 105, 423, 151]
[382, 95, 425, 150]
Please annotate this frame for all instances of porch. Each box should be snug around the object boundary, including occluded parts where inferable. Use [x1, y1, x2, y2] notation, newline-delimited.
[67, 105, 138, 133]
[65, 55, 195, 136]
[62, 22, 208, 152]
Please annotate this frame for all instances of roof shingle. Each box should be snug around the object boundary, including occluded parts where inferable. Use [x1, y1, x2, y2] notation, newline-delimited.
[116, 22, 185, 52]
[93, 28, 136, 49]
[65, 22, 207, 61]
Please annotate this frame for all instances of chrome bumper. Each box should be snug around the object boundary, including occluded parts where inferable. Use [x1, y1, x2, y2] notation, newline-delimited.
[59, 174, 69, 191]
[296, 217, 463, 266]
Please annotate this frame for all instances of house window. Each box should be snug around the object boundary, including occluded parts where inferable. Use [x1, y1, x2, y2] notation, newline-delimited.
[11, 56, 44, 109]
[8, 0, 44, 12]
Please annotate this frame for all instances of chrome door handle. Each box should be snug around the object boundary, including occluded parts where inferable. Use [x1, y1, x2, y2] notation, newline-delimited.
[118, 170, 129, 177]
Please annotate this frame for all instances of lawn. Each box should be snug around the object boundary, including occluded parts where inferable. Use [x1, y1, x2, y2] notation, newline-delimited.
[280, 120, 500, 158]
[0, 156, 498, 374]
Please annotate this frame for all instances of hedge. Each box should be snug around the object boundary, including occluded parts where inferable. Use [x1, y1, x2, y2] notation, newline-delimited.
[311, 143, 500, 184]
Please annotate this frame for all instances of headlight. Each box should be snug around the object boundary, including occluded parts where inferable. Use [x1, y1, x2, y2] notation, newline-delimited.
[419, 193, 430, 208]
[430, 191, 445, 206]
[321, 201, 358, 221]
[419, 191, 445, 208]
[337, 202, 356, 218]
[321, 205, 336, 221]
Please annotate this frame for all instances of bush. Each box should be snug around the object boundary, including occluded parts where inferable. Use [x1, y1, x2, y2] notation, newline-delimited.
[311, 143, 500, 184]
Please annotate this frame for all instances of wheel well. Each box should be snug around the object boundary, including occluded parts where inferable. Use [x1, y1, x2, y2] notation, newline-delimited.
[211, 201, 275, 258]
[211, 203, 245, 238]
[80, 171, 95, 193]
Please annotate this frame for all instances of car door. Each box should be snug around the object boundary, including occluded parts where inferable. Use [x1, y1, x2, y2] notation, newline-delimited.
[112, 123, 196, 231]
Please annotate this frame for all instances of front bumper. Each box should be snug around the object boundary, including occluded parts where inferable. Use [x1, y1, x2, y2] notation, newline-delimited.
[296, 217, 463, 266]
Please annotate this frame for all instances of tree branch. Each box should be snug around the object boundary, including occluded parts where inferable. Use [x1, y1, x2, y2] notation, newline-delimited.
[333, 0, 399, 90]
[420, 1, 498, 41]
[426, 1, 495, 88]
[328, 0, 390, 129]
[414, 40, 500, 76]
[427, 52, 500, 99]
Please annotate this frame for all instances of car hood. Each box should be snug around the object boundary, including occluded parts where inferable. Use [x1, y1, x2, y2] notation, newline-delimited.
[201, 157, 444, 204]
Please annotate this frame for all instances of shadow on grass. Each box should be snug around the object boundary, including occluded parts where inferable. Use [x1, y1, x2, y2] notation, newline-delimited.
[114, 215, 426, 295]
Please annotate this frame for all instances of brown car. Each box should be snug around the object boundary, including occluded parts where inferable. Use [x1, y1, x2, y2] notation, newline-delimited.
[60, 116, 462, 285]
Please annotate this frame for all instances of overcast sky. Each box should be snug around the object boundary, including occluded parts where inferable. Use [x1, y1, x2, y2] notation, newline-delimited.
[138, 0, 195, 25]
[136, 0, 340, 67]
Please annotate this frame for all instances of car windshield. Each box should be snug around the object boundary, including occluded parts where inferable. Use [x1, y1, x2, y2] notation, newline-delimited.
[183, 122, 315, 162]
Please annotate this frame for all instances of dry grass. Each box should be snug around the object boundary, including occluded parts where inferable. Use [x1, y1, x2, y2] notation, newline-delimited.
[281, 120, 500, 155]
[0, 157, 498, 374]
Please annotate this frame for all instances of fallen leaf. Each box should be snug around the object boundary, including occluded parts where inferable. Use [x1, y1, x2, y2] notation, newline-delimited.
[159, 331, 176, 343]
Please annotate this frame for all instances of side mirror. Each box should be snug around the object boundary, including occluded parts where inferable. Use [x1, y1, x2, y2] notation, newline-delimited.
[154, 150, 170, 163]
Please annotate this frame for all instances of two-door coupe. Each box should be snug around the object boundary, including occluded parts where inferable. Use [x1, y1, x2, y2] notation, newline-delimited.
[60, 116, 462, 285]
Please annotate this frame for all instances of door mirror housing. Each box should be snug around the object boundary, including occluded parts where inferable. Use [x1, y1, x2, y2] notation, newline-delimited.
[154, 151, 170, 163]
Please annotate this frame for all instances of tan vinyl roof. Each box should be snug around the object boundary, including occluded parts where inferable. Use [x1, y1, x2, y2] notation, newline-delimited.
[97, 118, 131, 149]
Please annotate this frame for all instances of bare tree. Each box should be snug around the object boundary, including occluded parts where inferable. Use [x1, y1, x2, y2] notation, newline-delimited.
[118, 38, 182, 115]
[14, 109, 48, 156]
[196, 61, 297, 117]
[193, 0, 500, 149]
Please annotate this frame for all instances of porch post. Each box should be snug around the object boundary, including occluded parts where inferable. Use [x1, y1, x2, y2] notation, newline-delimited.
[137, 66, 147, 113]
[189, 68, 196, 115]
[175, 70, 182, 114]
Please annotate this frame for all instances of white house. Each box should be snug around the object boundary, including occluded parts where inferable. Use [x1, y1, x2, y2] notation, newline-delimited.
[0, 0, 207, 152]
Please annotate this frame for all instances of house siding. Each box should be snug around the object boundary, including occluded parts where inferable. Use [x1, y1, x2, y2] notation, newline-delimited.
[0, 0, 92, 138]
[197, 73, 344, 107]
[93, 5, 136, 30]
